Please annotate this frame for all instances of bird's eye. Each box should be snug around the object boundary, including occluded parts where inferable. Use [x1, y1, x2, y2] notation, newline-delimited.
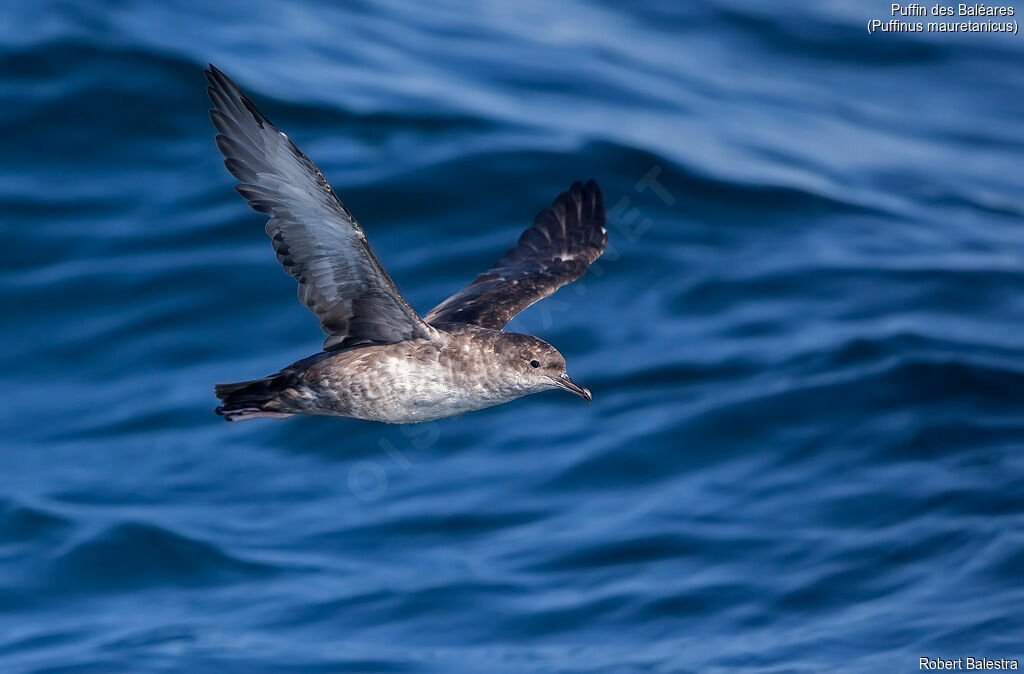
[530, 359, 540, 368]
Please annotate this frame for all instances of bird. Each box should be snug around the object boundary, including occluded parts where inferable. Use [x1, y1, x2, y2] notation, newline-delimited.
[205, 65, 607, 423]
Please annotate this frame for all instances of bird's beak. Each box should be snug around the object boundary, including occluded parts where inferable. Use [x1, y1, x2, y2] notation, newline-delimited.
[554, 373, 592, 402]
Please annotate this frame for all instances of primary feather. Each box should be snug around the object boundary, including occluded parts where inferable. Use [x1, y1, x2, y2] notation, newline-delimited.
[424, 180, 607, 330]
[205, 65, 431, 350]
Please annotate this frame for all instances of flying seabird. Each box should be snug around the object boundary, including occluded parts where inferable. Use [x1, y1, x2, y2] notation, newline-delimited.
[205, 65, 607, 423]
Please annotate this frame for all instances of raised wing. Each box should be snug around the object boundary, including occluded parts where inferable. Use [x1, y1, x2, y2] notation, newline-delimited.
[425, 180, 606, 330]
[205, 65, 431, 350]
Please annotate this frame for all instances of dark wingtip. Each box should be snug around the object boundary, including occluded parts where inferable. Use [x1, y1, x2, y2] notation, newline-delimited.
[203, 64, 269, 130]
[537, 179, 606, 237]
[206, 63, 228, 82]
[566, 179, 603, 204]
[205, 64, 234, 95]
[204, 64, 220, 88]
[563, 179, 605, 228]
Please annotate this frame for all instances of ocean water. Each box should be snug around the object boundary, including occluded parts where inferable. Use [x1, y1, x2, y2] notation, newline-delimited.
[2, 1, 1024, 671]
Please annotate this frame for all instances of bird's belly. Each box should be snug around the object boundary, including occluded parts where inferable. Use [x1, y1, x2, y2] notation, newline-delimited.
[302, 354, 515, 423]
[383, 390, 506, 423]
[357, 375, 510, 423]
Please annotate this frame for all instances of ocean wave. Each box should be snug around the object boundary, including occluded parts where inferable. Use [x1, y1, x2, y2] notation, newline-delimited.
[3, 2, 1024, 671]
[43, 522, 276, 593]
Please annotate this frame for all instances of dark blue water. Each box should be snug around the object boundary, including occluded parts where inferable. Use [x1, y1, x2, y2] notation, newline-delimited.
[3, 1, 1024, 671]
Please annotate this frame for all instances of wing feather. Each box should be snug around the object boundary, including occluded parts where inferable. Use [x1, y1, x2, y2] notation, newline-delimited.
[205, 65, 430, 349]
[425, 180, 606, 330]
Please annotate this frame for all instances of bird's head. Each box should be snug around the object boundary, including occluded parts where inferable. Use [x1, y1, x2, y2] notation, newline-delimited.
[497, 333, 591, 402]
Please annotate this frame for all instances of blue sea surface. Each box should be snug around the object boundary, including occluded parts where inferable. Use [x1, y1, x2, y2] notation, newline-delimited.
[2, 1, 1024, 672]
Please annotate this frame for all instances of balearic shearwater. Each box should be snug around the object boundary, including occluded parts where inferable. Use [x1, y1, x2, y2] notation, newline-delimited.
[206, 66, 607, 423]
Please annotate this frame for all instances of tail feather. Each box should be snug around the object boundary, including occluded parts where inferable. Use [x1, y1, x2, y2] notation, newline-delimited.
[214, 375, 294, 422]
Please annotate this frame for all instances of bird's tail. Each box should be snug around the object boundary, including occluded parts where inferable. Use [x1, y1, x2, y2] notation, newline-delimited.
[214, 375, 294, 422]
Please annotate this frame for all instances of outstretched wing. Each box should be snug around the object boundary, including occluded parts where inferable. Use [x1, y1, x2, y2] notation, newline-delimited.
[205, 65, 431, 350]
[425, 180, 606, 330]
